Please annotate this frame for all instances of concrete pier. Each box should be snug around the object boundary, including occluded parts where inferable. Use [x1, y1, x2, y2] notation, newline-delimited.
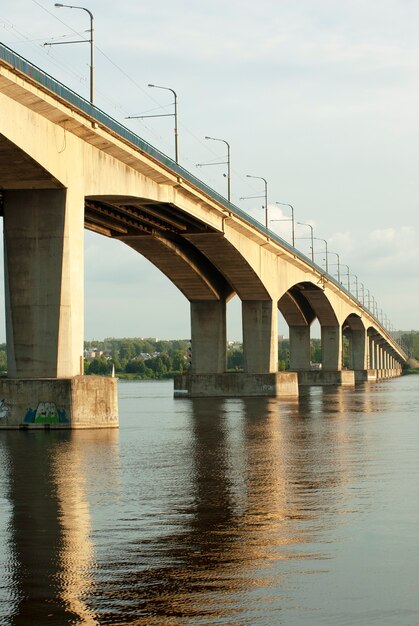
[0, 377, 118, 429]
[174, 372, 299, 398]
[297, 370, 355, 386]
[2, 187, 118, 429]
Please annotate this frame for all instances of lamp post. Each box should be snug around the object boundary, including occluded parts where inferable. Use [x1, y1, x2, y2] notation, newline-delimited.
[314, 237, 328, 272]
[349, 274, 359, 300]
[342, 264, 350, 291]
[149, 85, 178, 163]
[51, 3, 94, 104]
[196, 136, 231, 202]
[297, 221, 314, 262]
[328, 251, 340, 283]
[127, 84, 179, 162]
[359, 282, 365, 305]
[370, 295, 376, 317]
[275, 202, 295, 247]
[240, 175, 268, 228]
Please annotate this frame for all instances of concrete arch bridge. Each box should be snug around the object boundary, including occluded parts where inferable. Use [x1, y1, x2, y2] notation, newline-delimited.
[0, 44, 406, 427]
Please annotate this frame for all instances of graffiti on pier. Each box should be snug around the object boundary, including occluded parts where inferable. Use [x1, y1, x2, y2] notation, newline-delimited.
[0, 399, 11, 423]
[24, 401, 69, 424]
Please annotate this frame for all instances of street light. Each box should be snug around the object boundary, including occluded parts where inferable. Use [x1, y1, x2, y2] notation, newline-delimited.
[342, 264, 350, 291]
[274, 202, 295, 247]
[127, 84, 179, 162]
[149, 85, 178, 163]
[196, 136, 231, 202]
[49, 3, 94, 104]
[297, 221, 314, 262]
[349, 274, 359, 300]
[359, 282, 365, 305]
[328, 251, 341, 283]
[240, 175, 268, 228]
[366, 288, 371, 310]
[313, 237, 328, 273]
[370, 295, 376, 318]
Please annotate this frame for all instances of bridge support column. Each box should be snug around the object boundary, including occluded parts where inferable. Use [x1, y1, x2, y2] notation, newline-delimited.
[1, 189, 118, 429]
[321, 325, 342, 370]
[350, 329, 367, 370]
[289, 326, 311, 370]
[368, 335, 375, 369]
[349, 328, 372, 382]
[376, 345, 381, 370]
[377, 344, 384, 378]
[242, 300, 278, 373]
[175, 298, 298, 397]
[190, 300, 226, 374]
[297, 324, 354, 386]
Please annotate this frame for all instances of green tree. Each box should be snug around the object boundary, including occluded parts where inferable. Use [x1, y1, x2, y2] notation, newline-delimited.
[87, 356, 112, 375]
[169, 349, 186, 373]
[401, 332, 419, 359]
[227, 349, 243, 370]
[0, 349, 7, 373]
[311, 339, 322, 364]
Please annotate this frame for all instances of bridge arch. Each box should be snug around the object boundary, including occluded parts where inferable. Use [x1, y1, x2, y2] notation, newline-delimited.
[278, 282, 341, 371]
[342, 313, 367, 370]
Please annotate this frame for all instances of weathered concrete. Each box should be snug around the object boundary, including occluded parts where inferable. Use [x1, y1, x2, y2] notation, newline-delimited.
[289, 326, 311, 370]
[355, 369, 378, 382]
[0, 376, 118, 429]
[350, 329, 368, 370]
[242, 300, 278, 373]
[4, 189, 84, 379]
[174, 372, 298, 398]
[297, 370, 355, 386]
[321, 326, 342, 370]
[190, 300, 226, 374]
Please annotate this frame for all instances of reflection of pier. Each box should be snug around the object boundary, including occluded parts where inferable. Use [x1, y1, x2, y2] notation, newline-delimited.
[0, 386, 376, 623]
[87, 395, 362, 623]
[1, 429, 119, 625]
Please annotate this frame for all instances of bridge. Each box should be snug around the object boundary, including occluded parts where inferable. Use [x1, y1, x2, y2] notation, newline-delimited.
[0, 42, 406, 429]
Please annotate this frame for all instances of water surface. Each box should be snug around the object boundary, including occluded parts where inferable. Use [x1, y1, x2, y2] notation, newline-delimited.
[1, 376, 418, 625]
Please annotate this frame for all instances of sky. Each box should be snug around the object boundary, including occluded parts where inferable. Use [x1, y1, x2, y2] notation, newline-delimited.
[0, 0, 418, 341]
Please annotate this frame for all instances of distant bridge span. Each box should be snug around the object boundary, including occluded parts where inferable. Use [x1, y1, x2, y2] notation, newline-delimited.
[0, 43, 406, 427]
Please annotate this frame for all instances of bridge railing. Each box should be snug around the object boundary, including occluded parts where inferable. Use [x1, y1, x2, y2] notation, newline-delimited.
[0, 42, 404, 356]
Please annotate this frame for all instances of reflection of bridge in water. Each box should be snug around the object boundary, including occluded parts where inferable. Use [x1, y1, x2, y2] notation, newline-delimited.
[0, 429, 119, 624]
[0, 43, 406, 428]
[0, 390, 377, 623]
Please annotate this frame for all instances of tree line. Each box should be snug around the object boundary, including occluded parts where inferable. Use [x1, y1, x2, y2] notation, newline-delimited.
[1, 331, 417, 379]
[85, 337, 325, 378]
[84, 337, 191, 378]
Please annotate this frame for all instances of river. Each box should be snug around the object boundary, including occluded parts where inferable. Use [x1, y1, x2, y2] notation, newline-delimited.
[0, 376, 418, 625]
